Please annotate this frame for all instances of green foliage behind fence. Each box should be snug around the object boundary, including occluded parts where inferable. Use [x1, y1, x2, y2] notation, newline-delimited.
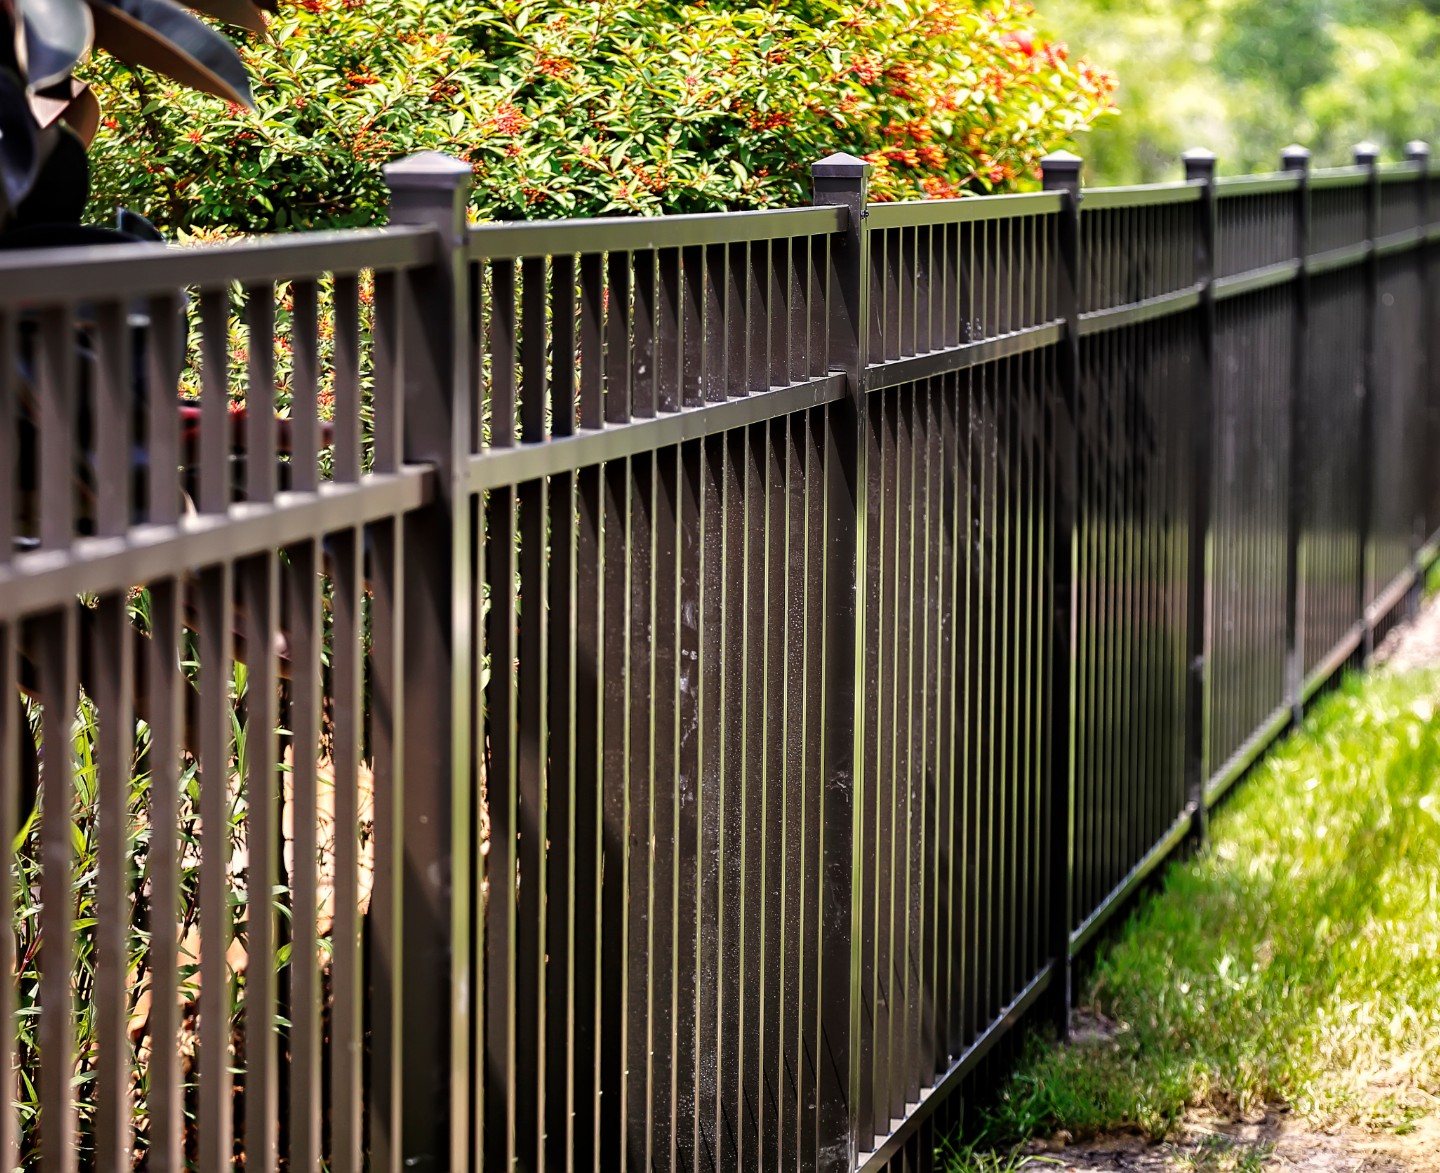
[82, 0, 1116, 231]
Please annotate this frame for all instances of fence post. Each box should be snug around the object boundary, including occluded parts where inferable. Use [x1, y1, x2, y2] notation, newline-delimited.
[811, 151, 870, 1172]
[1406, 140, 1436, 576]
[381, 151, 475, 1173]
[1041, 149, 1081, 1041]
[1182, 147, 1216, 844]
[1356, 141, 1380, 660]
[1281, 144, 1311, 723]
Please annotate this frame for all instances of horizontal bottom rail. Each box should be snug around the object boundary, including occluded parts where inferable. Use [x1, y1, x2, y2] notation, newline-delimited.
[1309, 241, 1371, 276]
[1214, 260, 1299, 301]
[1069, 807, 1195, 957]
[1079, 286, 1202, 335]
[0, 468, 432, 620]
[865, 323, 1062, 392]
[1301, 621, 1365, 704]
[1205, 704, 1292, 808]
[1298, 559, 1420, 707]
[1366, 565, 1418, 630]
[1416, 529, 1440, 569]
[855, 965, 1055, 1173]
[1376, 227, 1427, 258]
[467, 373, 846, 490]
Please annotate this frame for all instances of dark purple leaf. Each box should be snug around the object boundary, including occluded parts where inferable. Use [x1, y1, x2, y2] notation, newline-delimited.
[87, 0, 252, 106]
[16, 0, 94, 92]
[0, 67, 40, 208]
[180, 0, 266, 36]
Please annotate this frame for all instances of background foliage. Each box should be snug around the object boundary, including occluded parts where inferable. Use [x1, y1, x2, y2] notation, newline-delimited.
[1039, 0, 1440, 184]
[83, 0, 1115, 230]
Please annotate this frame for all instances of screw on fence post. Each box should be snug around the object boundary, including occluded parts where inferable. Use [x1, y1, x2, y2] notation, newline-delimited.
[380, 150, 475, 1173]
[1406, 141, 1437, 603]
[1281, 145, 1311, 726]
[1356, 141, 1381, 661]
[811, 150, 869, 1171]
[1181, 148, 1216, 847]
[1041, 149, 1081, 1043]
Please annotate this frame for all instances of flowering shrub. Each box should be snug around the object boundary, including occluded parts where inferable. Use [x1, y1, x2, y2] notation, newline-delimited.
[85, 0, 1115, 229]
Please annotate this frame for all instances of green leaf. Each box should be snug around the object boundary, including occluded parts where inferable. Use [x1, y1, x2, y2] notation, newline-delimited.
[13, 800, 39, 854]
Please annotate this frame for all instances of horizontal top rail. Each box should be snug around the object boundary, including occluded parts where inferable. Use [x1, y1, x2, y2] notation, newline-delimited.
[1310, 166, 1371, 187]
[866, 189, 1062, 228]
[1379, 161, 1426, 179]
[1080, 181, 1202, 208]
[1215, 171, 1302, 196]
[0, 226, 435, 306]
[464, 204, 845, 259]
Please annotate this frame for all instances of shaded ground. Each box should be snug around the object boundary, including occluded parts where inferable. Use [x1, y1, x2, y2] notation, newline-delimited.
[957, 599, 1440, 1173]
[1022, 1110, 1440, 1173]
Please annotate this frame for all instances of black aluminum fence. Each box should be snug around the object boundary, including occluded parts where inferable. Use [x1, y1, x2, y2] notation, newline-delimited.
[3, 138, 1437, 1172]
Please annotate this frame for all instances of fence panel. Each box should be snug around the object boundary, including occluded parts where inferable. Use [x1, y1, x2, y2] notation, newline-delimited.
[1064, 184, 1201, 948]
[1300, 268, 1367, 680]
[1214, 178, 1300, 280]
[1372, 247, 1427, 600]
[855, 355, 1055, 1157]
[462, 205, 853, 1173]
[1310, 170, 1370, 255]
[5, 143, 1440, 1173]
[1077, 188, 1197, 315]
[1208, 287, 1295, 790]
[1069, 318, 1193, 945]
[0, 230, 432, 1170]
[1380, 167, 1425, 237]
[853, 191, 1064, 1171]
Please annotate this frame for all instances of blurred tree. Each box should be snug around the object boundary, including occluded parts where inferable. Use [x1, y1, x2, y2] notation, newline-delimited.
[1217, 0, 1335, 104]
[1039, 0, 1440, 183]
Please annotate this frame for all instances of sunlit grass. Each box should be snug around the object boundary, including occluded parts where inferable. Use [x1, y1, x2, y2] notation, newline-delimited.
[940, 1138, 1061, 1173]
[964, 666, 1440, 1154]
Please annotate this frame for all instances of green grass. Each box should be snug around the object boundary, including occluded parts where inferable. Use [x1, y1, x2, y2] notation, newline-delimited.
[939, 1138, 1062, 1173]
[961, 665, 1440, 1158]
[1425, 556, 1440, 598]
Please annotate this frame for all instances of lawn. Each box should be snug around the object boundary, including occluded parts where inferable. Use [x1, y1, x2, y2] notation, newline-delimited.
[948, 662, 1440, 1170]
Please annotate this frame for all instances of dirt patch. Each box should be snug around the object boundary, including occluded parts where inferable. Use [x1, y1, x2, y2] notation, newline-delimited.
[1066, 1007, 1126, 1046]
[1020, 1111, 1440, 1172]
[1374, 594, 1440, 673]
